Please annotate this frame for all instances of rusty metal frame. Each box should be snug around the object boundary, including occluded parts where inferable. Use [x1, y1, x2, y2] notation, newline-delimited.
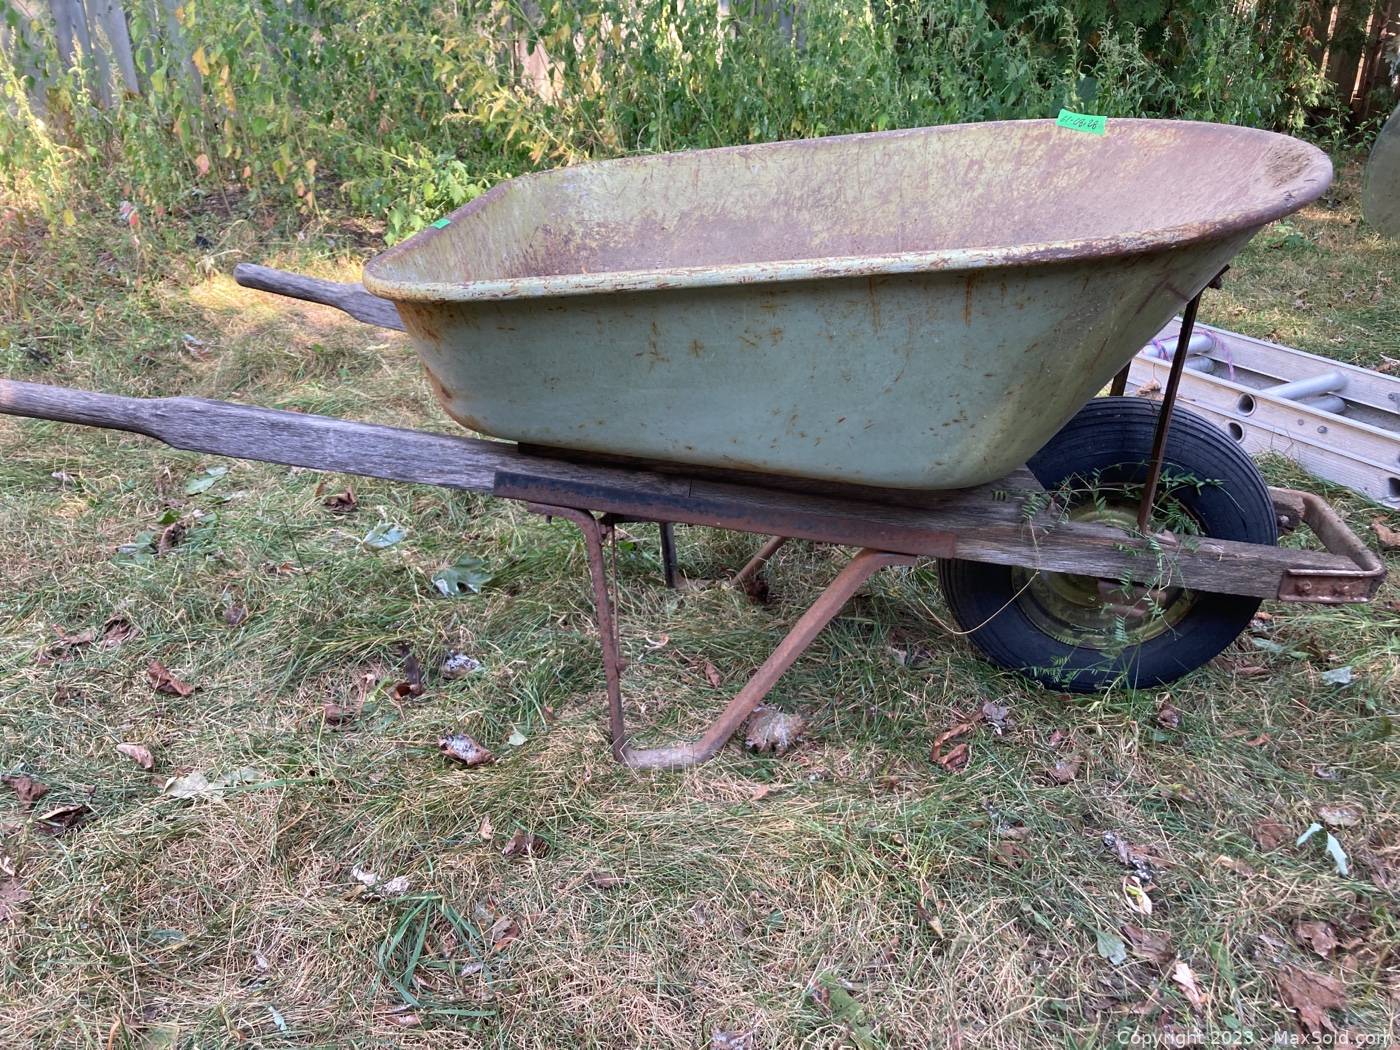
[528, 502, 911, 769]
[1271, 489, 1387, 602]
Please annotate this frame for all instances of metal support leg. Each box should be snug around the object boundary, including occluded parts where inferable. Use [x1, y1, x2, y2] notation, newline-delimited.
[531, 503, 912, 770]
[731, 535, 791, 594]
[1135, 268, 1228, 534]
[659, 522, 679, 589]
[1109, 365, 1130, 397]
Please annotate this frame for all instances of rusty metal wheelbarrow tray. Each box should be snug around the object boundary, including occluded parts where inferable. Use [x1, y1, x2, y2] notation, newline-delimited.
[362, 118, 1331, 490]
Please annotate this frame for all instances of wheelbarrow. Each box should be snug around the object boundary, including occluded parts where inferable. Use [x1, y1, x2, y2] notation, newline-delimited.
[1, 119, 1385, 769]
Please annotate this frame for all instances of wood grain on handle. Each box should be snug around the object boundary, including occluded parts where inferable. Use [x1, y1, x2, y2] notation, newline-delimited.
[232, 263, 405, 332]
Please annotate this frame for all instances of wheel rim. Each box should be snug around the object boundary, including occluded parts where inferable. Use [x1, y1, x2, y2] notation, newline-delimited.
[1009, 499, 1200, 651]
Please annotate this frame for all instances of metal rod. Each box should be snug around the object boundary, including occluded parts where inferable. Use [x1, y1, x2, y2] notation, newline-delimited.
[1109, 365, 1130, 398]
[731, 536, 791, 592]
[658, 522, 679, 588]
[1136, 289, 1204, 534]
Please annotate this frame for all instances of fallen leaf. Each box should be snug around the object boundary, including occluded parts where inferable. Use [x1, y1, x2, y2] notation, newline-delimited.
[36, 626, 95, 664]
[936, 740, 971, 773]
[488, 913, 520, 951]
[478, 815, 493, 840]
[1047, 728, 1070, 748]
[322, 696, 363, 726]
[155, 517, 187, 554]
[35, 803, 91, 833]
[379, 1005, 421, 1028]
[1046, 755, 1082, 784]
[441, 652, 482, 679]
[438, 733, 493, 767]
[1096, 928, 1128, 966]
[1294, 919, 1339, 959]
[194, 152, 211, 177]
[223, 605, 248, 627]
[501, 829, 549, 860]
[362, 522, 407, 549]
[322, 488, 358, 513]
[1134, 378, 1161, 397]
[1319, 666, 1354, 687]
[1317, 804, 1363, 828]
[1243, 733, 1272, 747]
[586, 871, 625, 889]
[1277, 964, 1345, 1038]
[184, 466, 227, 495]
[100, 617, 135, 646]
[115, 743, 154, 770]
[350, 866, 409, 897]
[1371, 518, 1400, 551]
[1171, 960, 1207, 1012]
[702, 660, 723, 688]
[1122, 923, 1174, 966]
[1122, 875, 1153, 916]
[163, 767, 264, 800]
[744, 708, 806, 755]
[1155, 697, 1182, 730]
[980, 700, 1011, 734]
[930, 718, 978, 769]
[431, 553, 493, 597]
[748, 783, 785, 801]
[1313, 765, 1341, 782]
[1297, 822, 1350, 876]
[2, 774, 49, 808]
[710, 1030, 753, 1050]
[0, 876, 31, 922]
[1251, 819, 1290, 851]
[505, 728, 528, 747]
[993, 840, 1028, 868]
[147, 660, 194, 697]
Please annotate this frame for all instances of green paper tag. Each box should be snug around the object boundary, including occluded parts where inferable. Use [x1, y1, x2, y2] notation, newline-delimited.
[431, 217, 452, 229]
[1056, 109, 1107, 136]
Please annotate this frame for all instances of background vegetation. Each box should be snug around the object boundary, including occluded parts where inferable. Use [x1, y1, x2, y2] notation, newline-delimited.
[0, 0, 1366, 239]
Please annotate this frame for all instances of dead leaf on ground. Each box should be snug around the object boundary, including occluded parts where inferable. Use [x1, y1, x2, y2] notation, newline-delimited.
[993, 840, 1029, 868]
[1294, 919, 1339, 959]
[748, 783, 786, 801]
[350, 866, 410, 897]
[438, 733, 493, 767]
[0, 877, 31, 922]
[155, 518, 187, 554]
[710, 1031, 754, 1050]
[1171, 960, 1207, 1011]
[931, 718, 978, 770]
[702, 660, 723, 689]
[1317, 803, 1363, 828]
[488, 913, 521, 951]
[2, 774, 49, 808]
[1253, 820, 1291, 851]
[99, 616, 135, 647]
[501, 829, 549, 860]
[1122, 875, 1153, 916]
[323, 488, 358, 514]
[1122, 924, 1174, 966]
[1277, 964, 1346, 1038]
[390, 647, 426, 700]
[36, 626, 95, 664]
[146, 660, 195, 697]
[1135, 378, 1161, 397]
[1155, 697, 1182, 730]
[115, 743, 154, 770]
[744, 707, 806, 755]
[379, 1005, 421, 1027]
[1371, 518, 1400, 551]
[1046, 755, 1082, 784]
[35, 803, 92, 833]
[586, 871, 625, 889]
[980, 700, 1011, 734]
[223, 604, 248, 627]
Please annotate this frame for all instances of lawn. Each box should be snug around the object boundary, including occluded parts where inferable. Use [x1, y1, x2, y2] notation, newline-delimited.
[0, 158, 1397, 1048]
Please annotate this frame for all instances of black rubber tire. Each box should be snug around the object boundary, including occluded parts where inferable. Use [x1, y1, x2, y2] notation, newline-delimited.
[937, 397, 1277, 691]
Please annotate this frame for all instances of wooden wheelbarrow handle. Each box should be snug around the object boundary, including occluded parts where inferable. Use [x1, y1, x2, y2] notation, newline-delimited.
[232, 263, 404, 332]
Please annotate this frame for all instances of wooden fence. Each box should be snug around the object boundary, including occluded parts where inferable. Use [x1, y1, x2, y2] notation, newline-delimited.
[4, 0, 1399, 121]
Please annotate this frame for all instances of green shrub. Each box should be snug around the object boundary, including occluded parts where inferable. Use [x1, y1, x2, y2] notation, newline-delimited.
[0, 0, 1332, 240]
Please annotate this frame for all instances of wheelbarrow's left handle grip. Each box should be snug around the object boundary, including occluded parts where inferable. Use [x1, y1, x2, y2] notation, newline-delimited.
[232, 263, 405, 332]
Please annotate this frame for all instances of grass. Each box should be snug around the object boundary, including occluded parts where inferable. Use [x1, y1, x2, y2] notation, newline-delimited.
[1, 158, 1398, 1048]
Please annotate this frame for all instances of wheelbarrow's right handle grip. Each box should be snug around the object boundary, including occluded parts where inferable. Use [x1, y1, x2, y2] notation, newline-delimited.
[232, 263, 405, 332]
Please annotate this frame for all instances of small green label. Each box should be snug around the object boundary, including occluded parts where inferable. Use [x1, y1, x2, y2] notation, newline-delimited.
[431, 217, 452, 229]
[1056, 109, 1107, 136]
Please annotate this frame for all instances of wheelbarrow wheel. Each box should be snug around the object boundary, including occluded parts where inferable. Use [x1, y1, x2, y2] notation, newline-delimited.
[937, 397, 1276, 691]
